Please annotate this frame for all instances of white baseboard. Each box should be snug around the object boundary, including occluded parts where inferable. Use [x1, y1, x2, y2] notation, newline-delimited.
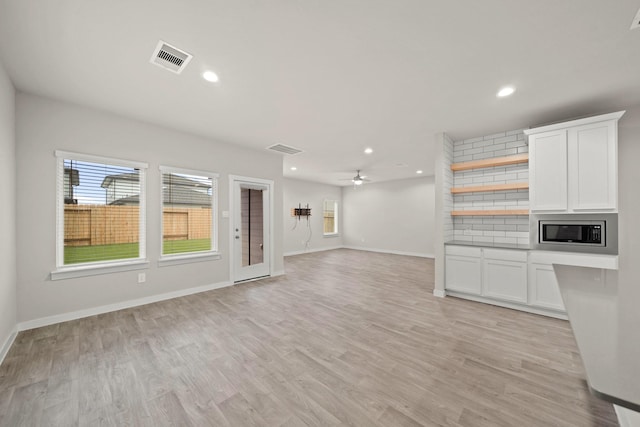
[433, 289, 446, 298]
[284, 246, 343, 257]
[18, 280, 233, 331]
[0, 327, 18, 366]
[446, 291, 568, 320]
[342, 246, 434, 259]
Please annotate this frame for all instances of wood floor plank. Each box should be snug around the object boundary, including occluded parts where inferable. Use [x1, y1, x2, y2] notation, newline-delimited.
[147, 391, 194, 427]
[0, 249, 619, 426]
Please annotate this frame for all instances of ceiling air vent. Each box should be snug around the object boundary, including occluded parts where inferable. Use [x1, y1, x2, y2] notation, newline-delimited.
[267, 144, 304, 155]
[150, 40, 193, 74]
[632, 6, 640, 30]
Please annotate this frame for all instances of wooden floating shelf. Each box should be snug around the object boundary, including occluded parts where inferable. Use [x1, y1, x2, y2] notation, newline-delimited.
[451, 154, 529, 172]
[451, 182, 529, 194]
[451, 209, 529, 216]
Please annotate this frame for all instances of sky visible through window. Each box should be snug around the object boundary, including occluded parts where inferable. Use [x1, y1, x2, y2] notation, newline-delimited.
[65, 160, 213, 205]
[64, 159, 133, 205]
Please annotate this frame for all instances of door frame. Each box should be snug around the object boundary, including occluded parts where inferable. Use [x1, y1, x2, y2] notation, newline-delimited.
[228, 175, 274, 283]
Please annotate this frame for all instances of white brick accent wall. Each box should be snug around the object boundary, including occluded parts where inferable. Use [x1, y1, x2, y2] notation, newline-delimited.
[451, 129, 529, 245]
[443, 134, 454, 243]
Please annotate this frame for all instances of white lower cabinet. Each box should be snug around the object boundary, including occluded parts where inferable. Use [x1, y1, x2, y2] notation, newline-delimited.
[528, 262, 565, 311]
[482, 249, 528, 304]
[445, 245, 618, 317]
[445, 246, 482, 295]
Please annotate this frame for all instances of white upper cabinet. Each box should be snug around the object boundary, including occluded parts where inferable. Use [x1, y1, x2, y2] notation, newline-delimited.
[529, 129, 568, 211]
[568, 121, 618, 211]
[525, 111, 624, 213]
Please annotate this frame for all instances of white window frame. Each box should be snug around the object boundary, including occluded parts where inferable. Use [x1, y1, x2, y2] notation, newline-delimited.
[158, 165, 220, 267]
[51, 150, 149, 281]
[323, 199, 339, 237]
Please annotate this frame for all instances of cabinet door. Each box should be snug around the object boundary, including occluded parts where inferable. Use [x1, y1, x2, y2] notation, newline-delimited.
[482, 258, 527, 303]
[528, 263, 565, 311]
[529, 130, 568, 212]
[568, 121, 617, 212]
[445, 255, 481, 295]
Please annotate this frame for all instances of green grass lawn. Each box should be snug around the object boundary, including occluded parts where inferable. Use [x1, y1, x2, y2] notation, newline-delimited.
[64, 239, 211, 264]
[162, 238, 211, 255]
[64, 242, 139, 264]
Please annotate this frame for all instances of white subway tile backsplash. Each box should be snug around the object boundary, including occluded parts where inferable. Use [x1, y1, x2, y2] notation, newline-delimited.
[483, 131, 506, 140]
[483, 143, 506, 152]
[472, 139, 495, 149]
[494, 225, 518, 231]
[462, 136, 484, 144]
[475, 225, 496, 231]
[506, 141, 525, 149]
[506, 231, 529, 239]
[482, 218, 505, 225]
[463, 194, 486, 202]
[505, 191, 527, 200]
[494, 237, 518, 245]
[482, 193, 507, 201]
[494, 148, 518, 157]
[455, 178, 474, 185]
[451, 129, 530, 245]
[455, 154, 473, 162]
[462, 218, 484, 225]
[454, 141, 473, 152]
[494, 134, 518, 144]
[472, 201, 495, 208]
[471, 152, 496, 161]
[464, 147, 485, 156]
[472, 175, 495, 184]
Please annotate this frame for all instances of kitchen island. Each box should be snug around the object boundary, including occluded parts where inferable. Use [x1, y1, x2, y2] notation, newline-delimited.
[554, 261, 640, 425]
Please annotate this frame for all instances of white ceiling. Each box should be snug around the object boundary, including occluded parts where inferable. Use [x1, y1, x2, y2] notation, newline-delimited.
[1, 1, 639, 185]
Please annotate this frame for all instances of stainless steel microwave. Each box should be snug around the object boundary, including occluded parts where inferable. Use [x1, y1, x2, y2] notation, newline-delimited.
[531, 214, 618, 255]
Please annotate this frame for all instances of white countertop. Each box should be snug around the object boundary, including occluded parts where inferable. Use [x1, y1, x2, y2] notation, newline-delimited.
[445, 240, 530, 250]
[554, 262, 640, 412]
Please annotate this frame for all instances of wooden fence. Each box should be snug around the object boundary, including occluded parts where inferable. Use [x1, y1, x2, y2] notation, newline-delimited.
[64, 205, 211, 246]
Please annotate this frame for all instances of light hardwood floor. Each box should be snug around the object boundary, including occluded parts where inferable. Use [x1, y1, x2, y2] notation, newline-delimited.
[0, 249, 618, 426]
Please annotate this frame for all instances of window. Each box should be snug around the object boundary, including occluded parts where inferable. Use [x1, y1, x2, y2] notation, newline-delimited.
[160, 166, 218, 259]
[323, 200, 338, 235]
[55, 151, 147, 272]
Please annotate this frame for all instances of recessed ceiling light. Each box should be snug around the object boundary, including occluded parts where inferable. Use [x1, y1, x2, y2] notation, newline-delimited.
[416, 170, 423, 174]
[497, 86, 515, 97]
[290, 166, 297, 171]
[364, 148, 373, 154]
[203, 71, 219, 83]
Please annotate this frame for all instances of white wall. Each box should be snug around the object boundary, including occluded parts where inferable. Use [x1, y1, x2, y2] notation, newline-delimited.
[15, 93, 284, 325]
[0, 59, 16, 359]
[617, 105, 640, 267]
[343, 176, 435, 257]
[283, 178, 343, 255]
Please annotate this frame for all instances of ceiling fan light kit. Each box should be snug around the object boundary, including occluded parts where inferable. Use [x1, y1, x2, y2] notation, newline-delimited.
[352, 170, 365, 186]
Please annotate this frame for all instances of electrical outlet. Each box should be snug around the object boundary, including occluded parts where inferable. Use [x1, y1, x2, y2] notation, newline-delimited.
[138, 273, 146, 283]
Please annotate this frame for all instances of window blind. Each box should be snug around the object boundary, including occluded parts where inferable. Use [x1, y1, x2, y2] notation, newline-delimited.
[161, 167, 216, 255]
[56, 153, 147, 266]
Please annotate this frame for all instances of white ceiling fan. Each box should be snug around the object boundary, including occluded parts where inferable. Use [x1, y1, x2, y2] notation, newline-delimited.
[340, 170, 370, 186]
